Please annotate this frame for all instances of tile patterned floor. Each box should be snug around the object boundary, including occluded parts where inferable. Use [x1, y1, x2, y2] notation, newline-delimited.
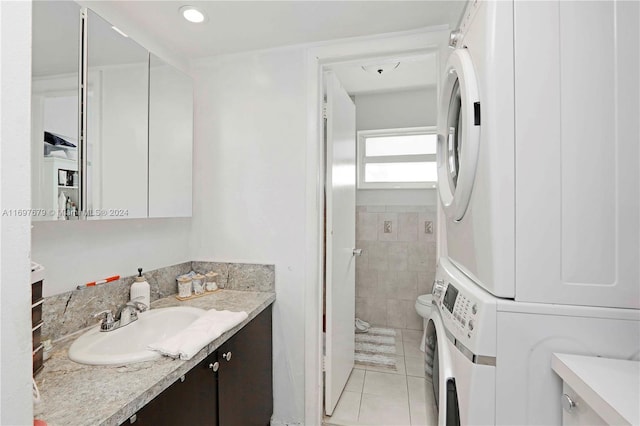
[324, 329, 438, 426]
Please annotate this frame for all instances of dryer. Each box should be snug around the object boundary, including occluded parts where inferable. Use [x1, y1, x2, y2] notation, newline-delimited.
[437, 0, 515, 299]
[425, 258, 640, 425]
[437, 0, 640, 308]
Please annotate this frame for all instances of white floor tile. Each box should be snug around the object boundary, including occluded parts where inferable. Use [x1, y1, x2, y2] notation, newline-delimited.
[407, 376, 431, 425]
[358, 393, 411, 426]
[362, 370, 408, 398]
[403, 339, 423, 359]
[402, 329, 422, 344]
[345, 368, 366, 393]
[405, 356, 425, 378]
[424, 379, 439, 425]
[327, 391, 361, 424]
[407, 376, 426, 403]
[409, 401, 428, 426]
[394, 328, 404, 341]
[328, 328, 438, 426]
[425, 400, 438, 426]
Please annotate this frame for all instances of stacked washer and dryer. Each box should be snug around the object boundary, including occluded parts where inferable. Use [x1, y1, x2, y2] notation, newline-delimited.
[426, 1, 640, 425]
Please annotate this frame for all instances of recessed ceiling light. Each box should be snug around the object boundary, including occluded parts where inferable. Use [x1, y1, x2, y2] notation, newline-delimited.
[180, 5, 206, 23]
[362, 62, 401, 75]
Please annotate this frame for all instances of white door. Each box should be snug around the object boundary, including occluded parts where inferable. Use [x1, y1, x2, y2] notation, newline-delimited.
[324, 72, 356, 416]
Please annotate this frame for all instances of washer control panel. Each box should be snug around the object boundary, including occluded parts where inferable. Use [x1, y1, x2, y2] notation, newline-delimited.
[432, 258, 498, 356]
[440, 283, 479, 336]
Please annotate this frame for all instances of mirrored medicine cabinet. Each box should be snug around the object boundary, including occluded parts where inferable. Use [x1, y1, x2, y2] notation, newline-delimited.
[31, 1, 193, 221]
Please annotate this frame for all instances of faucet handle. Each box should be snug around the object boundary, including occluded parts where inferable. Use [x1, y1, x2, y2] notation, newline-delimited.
[93, 310, 116, 331]
[129, 297, 148, 312]
[93, 310, 113, 320]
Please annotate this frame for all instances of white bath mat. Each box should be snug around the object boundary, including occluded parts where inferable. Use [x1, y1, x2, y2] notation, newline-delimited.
[354, 326, 397, 371]
[355, 333, 395, 345]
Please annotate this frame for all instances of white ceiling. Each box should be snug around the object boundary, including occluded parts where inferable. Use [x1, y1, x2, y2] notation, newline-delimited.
[329, 53, 438, 95]
[86, 1, 466, 59]
[33, 1, 465, 80]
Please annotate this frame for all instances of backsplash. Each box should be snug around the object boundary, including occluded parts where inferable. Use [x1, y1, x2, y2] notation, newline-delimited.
[355, 205, 437, 330]
[42, 261, 275, 341]
[191, 261, 275, 293]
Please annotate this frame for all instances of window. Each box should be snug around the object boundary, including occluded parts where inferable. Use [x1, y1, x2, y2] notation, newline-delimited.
[357, 127, 437, 189]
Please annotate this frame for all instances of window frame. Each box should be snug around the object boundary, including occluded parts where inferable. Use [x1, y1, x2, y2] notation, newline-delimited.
[357, 126, 437, 189]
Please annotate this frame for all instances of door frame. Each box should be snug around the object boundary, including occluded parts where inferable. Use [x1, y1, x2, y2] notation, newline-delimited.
[303, 27, 449, 425]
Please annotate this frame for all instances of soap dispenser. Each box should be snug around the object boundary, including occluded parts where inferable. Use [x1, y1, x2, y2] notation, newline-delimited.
[130, 267, 150, 308]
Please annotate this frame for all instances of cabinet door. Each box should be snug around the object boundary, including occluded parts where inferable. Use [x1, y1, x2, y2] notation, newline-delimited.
[148, 54, 193, 218]
[86, 9, 149, 219]
[127, 352, 218, 426]
[514, 0, 640, 308]
[218, 306, 273, 426]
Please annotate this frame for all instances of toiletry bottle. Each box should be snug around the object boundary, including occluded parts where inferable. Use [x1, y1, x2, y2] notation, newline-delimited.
[65, 197, 71, 220]
[130, 267, 150, 308]
[58, 191, 66, 220]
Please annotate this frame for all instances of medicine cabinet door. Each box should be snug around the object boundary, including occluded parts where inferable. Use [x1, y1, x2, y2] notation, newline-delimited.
[148, 54, 193, 218]
[85, 9, 149, 220]
[31, 0, 81, 221]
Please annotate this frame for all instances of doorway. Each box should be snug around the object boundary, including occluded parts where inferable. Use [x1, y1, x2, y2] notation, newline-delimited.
[320, 50, 440, 426]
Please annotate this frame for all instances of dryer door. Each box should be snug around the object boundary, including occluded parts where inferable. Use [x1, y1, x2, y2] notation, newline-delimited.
[437, 48, 481, 221]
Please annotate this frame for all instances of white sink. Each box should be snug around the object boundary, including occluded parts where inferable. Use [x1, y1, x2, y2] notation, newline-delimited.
[68, 306, 206, 365]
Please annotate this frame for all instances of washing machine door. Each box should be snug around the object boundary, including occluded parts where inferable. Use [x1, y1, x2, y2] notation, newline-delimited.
[437, 48, 481, 221]
[425, 311, 461, 426]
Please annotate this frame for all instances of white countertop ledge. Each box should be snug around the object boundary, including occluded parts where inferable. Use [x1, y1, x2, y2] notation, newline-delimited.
[551, 353, 640, 426]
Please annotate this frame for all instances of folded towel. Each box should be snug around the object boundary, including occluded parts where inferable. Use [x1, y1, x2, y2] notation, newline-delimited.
[148, 309, 248, 360]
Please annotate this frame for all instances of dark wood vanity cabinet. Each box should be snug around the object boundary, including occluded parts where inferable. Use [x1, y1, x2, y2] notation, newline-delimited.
[129, 351, 218, 425]
[218, 306, 273, 426]
[123, 305, 272, 426]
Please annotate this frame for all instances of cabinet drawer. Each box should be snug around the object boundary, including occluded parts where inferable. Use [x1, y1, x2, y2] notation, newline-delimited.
[33, 343, 44, 376]
[32, 300, 43, 324]
[32, 321, 43, 351]
[32, 280, 43, 305]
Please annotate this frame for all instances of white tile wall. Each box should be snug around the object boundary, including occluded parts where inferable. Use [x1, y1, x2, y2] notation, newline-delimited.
[355, 206, 437, 330]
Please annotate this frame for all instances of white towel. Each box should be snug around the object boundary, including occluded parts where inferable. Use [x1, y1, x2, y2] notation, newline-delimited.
[148, 309, 248, 360]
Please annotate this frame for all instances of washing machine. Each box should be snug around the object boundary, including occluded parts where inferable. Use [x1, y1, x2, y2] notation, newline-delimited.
[425, 258, 640, 425]
[436, 0, 515, 299]
[425, 258, 498, 425]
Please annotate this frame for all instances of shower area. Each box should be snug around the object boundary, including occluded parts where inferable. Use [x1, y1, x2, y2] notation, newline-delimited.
[354, 204, 437, 371]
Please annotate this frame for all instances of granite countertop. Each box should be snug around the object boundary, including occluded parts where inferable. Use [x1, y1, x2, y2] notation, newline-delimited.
[34, 290, 275, 426]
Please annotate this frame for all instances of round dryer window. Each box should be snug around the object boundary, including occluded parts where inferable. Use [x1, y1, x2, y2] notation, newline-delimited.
[437, 48, 480, 221]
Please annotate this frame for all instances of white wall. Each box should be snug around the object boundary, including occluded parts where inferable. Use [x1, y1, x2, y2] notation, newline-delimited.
[355, 87, 438, 206]
[0, 1, 35, 423]
[191, 48, 308, 424]
[32, 219, 191, 296]
[355, 86, 437, 130]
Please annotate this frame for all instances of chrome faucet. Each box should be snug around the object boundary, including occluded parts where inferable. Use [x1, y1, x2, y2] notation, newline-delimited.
[93, 297, 148, 332]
